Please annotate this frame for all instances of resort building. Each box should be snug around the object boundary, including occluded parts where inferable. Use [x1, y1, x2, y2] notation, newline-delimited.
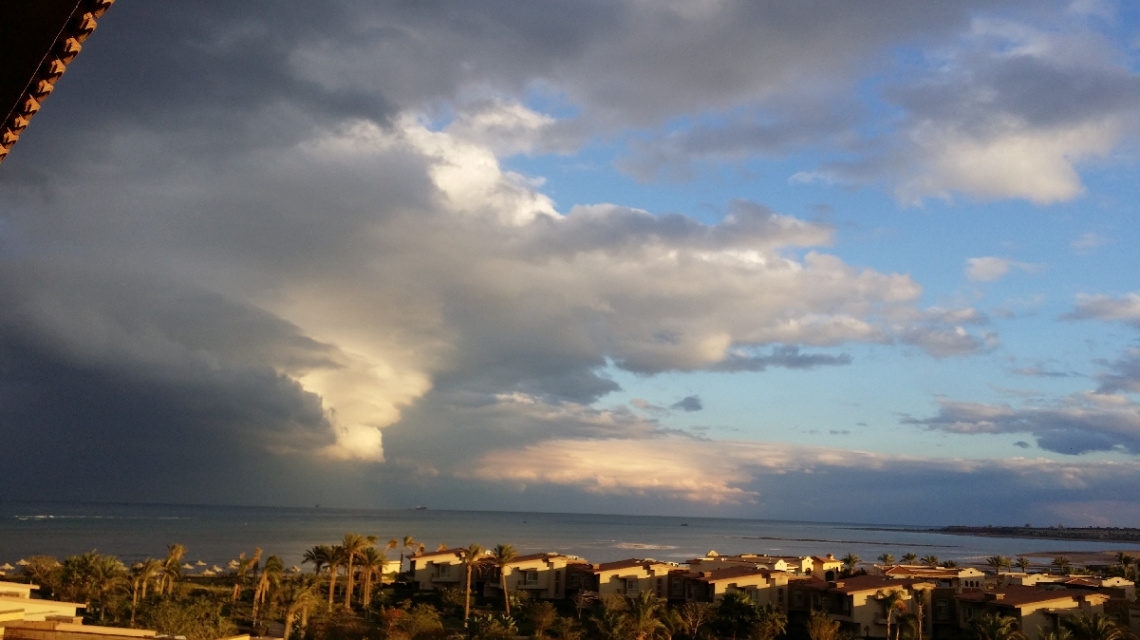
[0, 581, 252, 640]
[409, 547, 476, 591]
[672, 566, 794, 609]
[997, 574, 1136, 600]
[809, 555, 845, 581]
[791, 575, 936, 640]
[591, 559, 678, 598]
[882, 565, 987, 590]
[482, 552, 590, 600]
[949, 585, 1109, 640]
[686, 551, 812, 575]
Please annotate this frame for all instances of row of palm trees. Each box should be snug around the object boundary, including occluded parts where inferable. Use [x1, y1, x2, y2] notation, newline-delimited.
[301, 533, 421, 611]
[20, 543, 193, 625]
[970, 612, 1129, 640]
[840, 553, 961, 576]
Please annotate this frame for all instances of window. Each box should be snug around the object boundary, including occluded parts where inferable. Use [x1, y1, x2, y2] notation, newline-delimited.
[656, 578, 664, 597]
[524, 570, 539, 586]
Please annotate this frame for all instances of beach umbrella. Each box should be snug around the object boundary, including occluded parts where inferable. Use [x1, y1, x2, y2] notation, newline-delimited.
[202, 569, 216, 577]
[211, 565, 223, 572]
[227, 559, 239, 568]
[288, 565, 301, 573]
[16, 559, 29, 566]
[0, 563, 13, 570]
[183, 563, 194, 570]
[196, 560, 206, 566]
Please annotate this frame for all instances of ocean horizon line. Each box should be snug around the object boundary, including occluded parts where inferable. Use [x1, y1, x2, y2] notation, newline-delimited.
[0, 498, 941, 530]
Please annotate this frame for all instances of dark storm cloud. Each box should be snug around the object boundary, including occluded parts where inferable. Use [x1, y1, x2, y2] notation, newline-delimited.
[0, 0, 1099, 515]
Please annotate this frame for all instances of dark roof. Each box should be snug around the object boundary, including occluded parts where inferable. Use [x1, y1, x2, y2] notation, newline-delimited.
[957, 585, 1087, 608]
[595, 558, 670, 572]
[801, 574, 930, 594]
[1, 0, 114, 165]
[696, 566, 778, 582]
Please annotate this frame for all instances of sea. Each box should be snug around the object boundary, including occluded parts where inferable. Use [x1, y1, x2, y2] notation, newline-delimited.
[2, 501, 1137, 572]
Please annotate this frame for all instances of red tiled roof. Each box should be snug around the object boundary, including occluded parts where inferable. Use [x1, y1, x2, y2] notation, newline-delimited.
[412, 548, 465, 560]
[504, 552, 577, 565]
[958, 585, 1085, 608]
[802, 574, 930, 594]
[595, 558, 670, 572]
[697, 566, 778, 582]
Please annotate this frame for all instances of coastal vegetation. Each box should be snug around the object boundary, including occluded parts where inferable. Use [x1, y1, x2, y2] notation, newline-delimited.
[7, 533, 1137, 640]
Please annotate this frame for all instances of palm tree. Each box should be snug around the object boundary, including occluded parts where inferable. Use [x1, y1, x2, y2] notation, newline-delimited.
[326, 545, 346, 608]
[302, 544, 333, 576]
[1061, 614, 1127, 640]
[162, 543, 186, 596]
[340, 532, 379, 609]
[87, 554, 127, 623]
[491, 544, 519, 616]
[232, 548, 262, 603]
[279, 575, 320, 640]
[877, 589, 908, 640]
[841, 553, 861, 576]
[1115, 553, 1134, 580]
[253, 554, 284, 624]
[754, 604, 788, 640]
[1051, 556, 1072, 575]
[129, 558, 163, 626]
[626, 591, 666, 640]
[595, 607, 632, 640]
[807, 609, 841, 640]
[878, 553, 896, 566]
[985, 556, 1012, 575]
[391, 535, 417, 574]
[461, 543, 485, 627]
[972, 612, 1027, 640]
[902, 553, 919, 565]
[911, 588, 928, 640]
[1014, 557, 1031, 573]
[660, 605, 685, 640]
[358, 547, 388, 609]
[717, 590, 759, 640]
[920, 555, 940, 568]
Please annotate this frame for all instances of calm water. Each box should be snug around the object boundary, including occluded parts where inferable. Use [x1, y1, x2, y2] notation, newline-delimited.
[1, 501, 1136, 571]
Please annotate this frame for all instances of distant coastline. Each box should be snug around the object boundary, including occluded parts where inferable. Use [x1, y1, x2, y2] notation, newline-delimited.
[867, 525, 1140, 544]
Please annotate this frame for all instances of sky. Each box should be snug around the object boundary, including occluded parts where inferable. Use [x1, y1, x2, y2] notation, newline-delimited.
[2, 0, 1140, 526]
